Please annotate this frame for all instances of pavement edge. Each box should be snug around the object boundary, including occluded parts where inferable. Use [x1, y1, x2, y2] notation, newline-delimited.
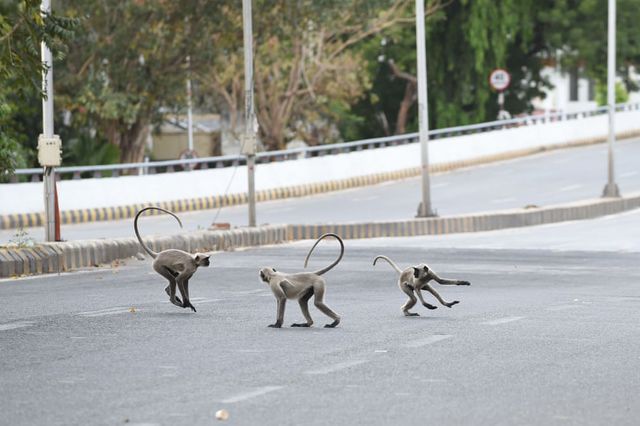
[1, 194, 639, 278]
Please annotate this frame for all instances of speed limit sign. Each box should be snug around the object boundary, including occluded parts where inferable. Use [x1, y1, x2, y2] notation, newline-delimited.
[489, 69, 511, 92]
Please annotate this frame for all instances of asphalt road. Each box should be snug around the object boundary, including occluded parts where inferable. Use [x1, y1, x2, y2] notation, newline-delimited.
[2, 219, 640, 425]
[2, 138, 639, 243]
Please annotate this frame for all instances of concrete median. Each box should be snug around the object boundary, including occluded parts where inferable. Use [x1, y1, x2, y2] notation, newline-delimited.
[1, 193, 639, 278]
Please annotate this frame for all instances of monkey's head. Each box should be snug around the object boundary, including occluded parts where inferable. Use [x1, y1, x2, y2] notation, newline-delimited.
[412, 264, 432, 280]
[259, 267, 277, 283]
[195, 253, 211, 267]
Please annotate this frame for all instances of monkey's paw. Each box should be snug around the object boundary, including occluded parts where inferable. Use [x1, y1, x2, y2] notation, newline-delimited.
[445, 301, 460, 308]
[423, 303, 438, 310]
[268, 323, 282, 328]
[404, 312, 420, 317]
[291, 323, 311, 327]
[459, 281, 471, 286]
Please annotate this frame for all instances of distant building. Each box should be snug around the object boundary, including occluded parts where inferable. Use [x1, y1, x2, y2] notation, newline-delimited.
[150, 114, 221, 160]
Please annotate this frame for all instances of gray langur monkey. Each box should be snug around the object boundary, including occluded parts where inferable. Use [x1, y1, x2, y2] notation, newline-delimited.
[259, 233, 344, 328]
[134, 207, 211, 312]
[373, 255, 470, 317]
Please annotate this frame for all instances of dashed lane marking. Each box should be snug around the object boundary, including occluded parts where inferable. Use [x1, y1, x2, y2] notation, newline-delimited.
[76, 307, 132, 317]
[220, 386, 284, 404]
[481, 316, 525, 325]
[402, 334, 453, 348]
[558, 184, 583, 192]
[0, 321, 35, 331]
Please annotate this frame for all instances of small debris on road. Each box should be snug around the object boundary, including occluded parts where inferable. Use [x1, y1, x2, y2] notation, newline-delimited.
[216, 409, 229, 421]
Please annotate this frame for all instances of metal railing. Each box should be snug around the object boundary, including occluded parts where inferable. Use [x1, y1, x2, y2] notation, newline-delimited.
[10, 103, 639, 183]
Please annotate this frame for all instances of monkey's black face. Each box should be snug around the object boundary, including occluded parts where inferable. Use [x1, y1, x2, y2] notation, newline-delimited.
[413, 265, 430, 280]
[259, 267, 277, 283]
[195, 254, 211, 267]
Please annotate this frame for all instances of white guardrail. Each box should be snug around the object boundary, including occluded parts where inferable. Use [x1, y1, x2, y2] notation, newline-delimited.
[10, 103, 640, 182]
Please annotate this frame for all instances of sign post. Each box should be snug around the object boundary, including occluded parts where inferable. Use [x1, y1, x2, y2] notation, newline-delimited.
[489, 68, 511, 120]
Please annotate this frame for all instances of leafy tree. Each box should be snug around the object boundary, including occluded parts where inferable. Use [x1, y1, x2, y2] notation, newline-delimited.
[0, 0, 76, 179]
[199, 0, 449, 150]
[55, 0, 220, 164]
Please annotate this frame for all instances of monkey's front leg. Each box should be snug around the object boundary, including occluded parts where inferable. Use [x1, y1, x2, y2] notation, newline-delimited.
[292, 289, 314, 327]
[269, 297, 286, 328]
[415, 285, 438, 310]
[422, 283, 459, 308]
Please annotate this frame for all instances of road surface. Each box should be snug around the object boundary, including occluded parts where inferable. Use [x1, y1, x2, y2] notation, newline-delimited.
[1, 210, 640, 425]
[1, 137, 639, 243]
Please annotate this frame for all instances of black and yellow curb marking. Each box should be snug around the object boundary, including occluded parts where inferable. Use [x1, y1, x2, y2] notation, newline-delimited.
[3, 193, 640, 278]
[3, 130, 640, 232]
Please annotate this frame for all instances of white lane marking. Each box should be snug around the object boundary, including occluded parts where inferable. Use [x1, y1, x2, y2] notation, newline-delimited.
[304, 360, 369, 375]
[374, 350, 388, 353]
[76, 307, 131, 317]
[220, 386, 283, 404]
[491, 197, 516, 204]
[558, 184, 583, 192]
[403, 334, 452, 348]
[482, 316, 525, 325]
[620, 171, 638, 178]
[0, 321, 35, 331]
[547, 305, 584, 311]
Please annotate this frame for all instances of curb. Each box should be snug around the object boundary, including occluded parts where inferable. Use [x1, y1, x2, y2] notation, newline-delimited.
[1, 193, 639, 278]
[2, 130, 639, 231]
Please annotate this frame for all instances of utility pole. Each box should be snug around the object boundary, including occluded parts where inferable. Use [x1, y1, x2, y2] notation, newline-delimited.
[186, 56, 194, 153]
[242, 0, 257, 226]
[415, 0, 435, 217]
[603, 0, 620, 197]
[39, 0, 62, 241]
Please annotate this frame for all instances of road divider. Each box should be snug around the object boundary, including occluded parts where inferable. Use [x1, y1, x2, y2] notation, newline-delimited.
[1, 193, 639, 278]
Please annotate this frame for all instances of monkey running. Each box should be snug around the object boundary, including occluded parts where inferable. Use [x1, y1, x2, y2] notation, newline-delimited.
[134, 207, 211, 312]
[373, 255, 470, 316]
[259, 233, 344, 328]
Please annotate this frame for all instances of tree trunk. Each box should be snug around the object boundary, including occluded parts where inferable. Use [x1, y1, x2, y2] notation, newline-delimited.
[395, 80, 416, 134]
[118, 119, 149, 165]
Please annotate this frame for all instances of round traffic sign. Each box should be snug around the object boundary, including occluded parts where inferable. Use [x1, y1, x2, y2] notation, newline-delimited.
[489, 69, 511, 92]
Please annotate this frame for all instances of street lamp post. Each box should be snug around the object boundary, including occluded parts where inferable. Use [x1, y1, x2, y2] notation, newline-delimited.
[603, 0, 620, 197]
[40, 0, 61, 241]
[415, 0, 435, 217]
[242, 0, 257, 226]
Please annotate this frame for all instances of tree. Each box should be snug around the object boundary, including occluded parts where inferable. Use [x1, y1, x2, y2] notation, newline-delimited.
[55, 0, 221, 164]
[199, 0, 449, 151]
[0, 0, 76, 179]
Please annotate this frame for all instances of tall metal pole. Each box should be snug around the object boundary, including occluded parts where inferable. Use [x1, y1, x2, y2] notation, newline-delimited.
[415, 0, 435, 217]
[242, 0, 257, 226]
[41, 0, 57, 241]
[186, 56, 194, 153]
[603, 0, 620, 197]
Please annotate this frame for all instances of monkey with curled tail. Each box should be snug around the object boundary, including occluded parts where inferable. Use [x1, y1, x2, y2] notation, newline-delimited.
[134, 207, 211, 312]
[373, 255, 470, 317]
[259, 233, 344, 328]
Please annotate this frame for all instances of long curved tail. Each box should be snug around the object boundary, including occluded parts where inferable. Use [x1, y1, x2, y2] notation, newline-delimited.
[373, 255, 403, 274]
[134, 207, 183, 259]
[303, 233, 344, 276]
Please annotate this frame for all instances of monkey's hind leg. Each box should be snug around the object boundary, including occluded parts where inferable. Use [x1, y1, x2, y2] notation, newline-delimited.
[313, 286, 340, 328]
[423, 283, 459, 308]
[177, 278, 196, 312]
[292, 288, 314, 327]
[415, 285, 438, 310]
[400, 283, 420, 316]
[154, 264, 182, 308]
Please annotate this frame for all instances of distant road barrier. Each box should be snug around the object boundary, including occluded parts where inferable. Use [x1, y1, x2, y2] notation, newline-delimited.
[1, 103, 640, 226]
[11, 103, 639, 182]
